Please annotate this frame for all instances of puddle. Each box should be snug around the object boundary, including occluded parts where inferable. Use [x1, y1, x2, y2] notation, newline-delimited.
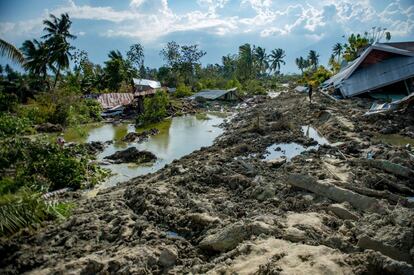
[62, 113, 228, 188]
[264, 125, 328, 161]
[373, 134, 414, 146]
[301, 125, 329, 145]
[166, 231, 180, 238]
[264, 143, 308, 161]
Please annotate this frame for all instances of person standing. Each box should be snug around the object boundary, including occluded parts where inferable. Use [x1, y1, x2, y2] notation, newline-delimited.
[308, 84, 313, 103]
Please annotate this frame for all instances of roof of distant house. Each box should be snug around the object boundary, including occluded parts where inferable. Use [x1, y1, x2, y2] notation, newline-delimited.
[189, 88, 237, 100]
[97, 93, 134, 109]
[133, 78, 161, 89]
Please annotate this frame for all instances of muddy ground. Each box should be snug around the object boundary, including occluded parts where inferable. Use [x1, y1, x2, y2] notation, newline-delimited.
[1, 90, 414, 274]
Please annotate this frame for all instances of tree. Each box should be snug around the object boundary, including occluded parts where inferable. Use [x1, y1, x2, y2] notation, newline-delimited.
[368, 27, 391, 44]
[179, 44, 206, 83]
[328, 54, 340, 73]
[295, 56, 307, 74]
[160, 41, 181, 68]
[160, 41, 206, 84]
[237, 43, 254, 81]
[254, 46, 269, 76]
[20, 39, 49, 80]
[332, 43, 343, 62]
[127, 43, 144, 71]
[42, 13, 76, 88]
[269, 48, 286, 74]
[136, 90, 169, 125]
[342, 33, 369, 62]
[307, 50, 319, 70]
[222, 54, 237, 78]
[0, 38, 25, 65]
[104, 50, 126, 92]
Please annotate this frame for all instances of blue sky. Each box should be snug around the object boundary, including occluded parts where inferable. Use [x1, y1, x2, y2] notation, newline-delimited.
[1, 0, 414, 73]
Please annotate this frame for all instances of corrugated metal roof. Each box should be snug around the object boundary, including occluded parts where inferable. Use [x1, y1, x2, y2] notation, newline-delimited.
[97, 93, 134, 109]
[133, 78, 161, 89]
[189, 88, 237, 100]
[340, 56, 414, 97]
[322, 43, 414, 97]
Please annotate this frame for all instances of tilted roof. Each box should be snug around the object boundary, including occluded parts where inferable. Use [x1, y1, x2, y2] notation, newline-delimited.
[97, 93, 134, 109]
[133, 78, 161, 89]
[322, 43, 414, 97]
[189, 88, 237, 100]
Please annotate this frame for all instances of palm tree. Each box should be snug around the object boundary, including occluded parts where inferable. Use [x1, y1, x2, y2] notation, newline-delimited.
[307, 50, 319, 70]
[332, 43, 343, 62]
[0, 38, 25, 65]
[295, 56, 306, 74]
[222, 54, 237, 78]
[42, 13, 76, 87]
[20, 39, 49, 80]
[269, 48, 286, 74]
[237, 43, 254, 81]
[253, 46, 269, 76]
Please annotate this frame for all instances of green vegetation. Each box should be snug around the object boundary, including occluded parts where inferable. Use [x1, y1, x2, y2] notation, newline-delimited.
[0, 136, 108, 236]
[175, 83, 192, 98]
[136, 90, 169, 126]
[0, 188, 72, 236]
[296, 27, 392, 88]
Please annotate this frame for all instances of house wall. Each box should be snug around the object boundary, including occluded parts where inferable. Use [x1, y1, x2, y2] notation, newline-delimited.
[340, 56, 414, 97]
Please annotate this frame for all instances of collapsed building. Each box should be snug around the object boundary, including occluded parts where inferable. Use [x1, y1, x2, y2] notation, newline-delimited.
[189, 88, 238, 101]
[94, 79, 162, 117]
[322, 42, 414, 100]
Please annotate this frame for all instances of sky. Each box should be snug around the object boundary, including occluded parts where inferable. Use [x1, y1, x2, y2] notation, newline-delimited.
[1, 0, 414, 73]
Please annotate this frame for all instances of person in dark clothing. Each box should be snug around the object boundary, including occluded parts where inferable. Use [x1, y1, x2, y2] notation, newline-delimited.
[308, 85, 313, 103]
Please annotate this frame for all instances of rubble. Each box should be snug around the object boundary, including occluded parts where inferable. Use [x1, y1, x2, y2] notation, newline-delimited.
[104, 147, 156, 164]
[1, 90, 414, 273]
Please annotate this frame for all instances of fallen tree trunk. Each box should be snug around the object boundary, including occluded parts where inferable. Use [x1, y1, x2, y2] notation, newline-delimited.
[361, 159, 414, 179]
[286, 174, 383, 212]
[338, 184, 414, 208]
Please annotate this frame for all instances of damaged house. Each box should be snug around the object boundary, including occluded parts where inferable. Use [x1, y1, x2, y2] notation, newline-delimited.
[133, 78, 161, 112]
[189, 88, 238, 101]
[322, 42, 414, 100]
[97, 93, 135, 117]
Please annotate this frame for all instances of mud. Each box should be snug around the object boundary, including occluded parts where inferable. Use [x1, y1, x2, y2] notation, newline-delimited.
[1, 90, 414, 274]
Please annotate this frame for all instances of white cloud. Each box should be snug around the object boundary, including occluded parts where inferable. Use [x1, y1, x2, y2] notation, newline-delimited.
[0, 0, 413, 43]
[130, 0, 146, 8]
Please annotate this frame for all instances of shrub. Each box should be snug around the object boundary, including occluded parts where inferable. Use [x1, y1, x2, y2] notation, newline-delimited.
[225, 78, 242, 91]
[0, 188, 72, 237]
[0, 92, 18, 113]
[243, 79, 266, 95]
[0, 137, 107, 192]
[0, 113, 31, 138]
[136, 90, 169, 125]
[174, 83, 192, 98]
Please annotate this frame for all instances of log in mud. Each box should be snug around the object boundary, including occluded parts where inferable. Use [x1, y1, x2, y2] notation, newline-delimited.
[1, 90, 414, 274]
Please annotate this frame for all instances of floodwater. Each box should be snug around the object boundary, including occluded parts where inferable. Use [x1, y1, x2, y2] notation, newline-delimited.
[372, 134, 414, 146]
[264, 125, 329, 161]
[63, 113, 228, 187]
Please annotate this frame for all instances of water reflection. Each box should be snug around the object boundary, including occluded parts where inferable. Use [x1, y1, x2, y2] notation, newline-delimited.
[63, 113, 227, 187]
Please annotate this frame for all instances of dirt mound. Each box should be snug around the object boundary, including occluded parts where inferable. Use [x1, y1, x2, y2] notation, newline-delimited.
[1, 91, 414, 274]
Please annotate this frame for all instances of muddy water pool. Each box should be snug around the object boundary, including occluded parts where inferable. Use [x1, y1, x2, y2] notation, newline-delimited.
[63, 113, 228, 187]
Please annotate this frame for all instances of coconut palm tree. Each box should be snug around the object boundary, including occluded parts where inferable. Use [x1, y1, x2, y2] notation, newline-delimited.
[307, 50, 319, 70]
[42, 13, 76, 87]
[332, 43, 343, 62]
[0, 38, 25, 65]
[269, 48, 286, 74]
[237, 43, 254, 81]
[295, 56, 307, 74]
[254, 46, 269, 76]
[20, 39, 49, 79]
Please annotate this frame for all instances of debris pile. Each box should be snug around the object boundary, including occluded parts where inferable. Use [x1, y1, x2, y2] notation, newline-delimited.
[1, 90, 414, 274]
